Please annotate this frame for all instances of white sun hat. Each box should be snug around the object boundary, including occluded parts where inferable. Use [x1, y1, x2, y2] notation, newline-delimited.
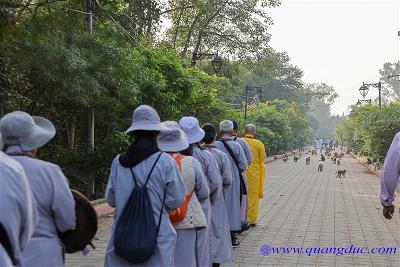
[0, 111, 56, 151]
[158, 121, 189, 152]
[179, 116, 205, 144]
[125, 105, 168, 133]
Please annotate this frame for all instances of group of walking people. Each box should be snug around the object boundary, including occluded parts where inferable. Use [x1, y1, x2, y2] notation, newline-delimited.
[0, 104, 267, 267]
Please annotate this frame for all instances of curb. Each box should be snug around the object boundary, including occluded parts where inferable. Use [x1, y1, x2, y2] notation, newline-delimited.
[350, 153, 381, 177]
[92, 199, 114, 218]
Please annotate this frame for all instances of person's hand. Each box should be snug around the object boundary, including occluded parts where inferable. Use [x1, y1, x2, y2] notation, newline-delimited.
[382, 204, 395, 220]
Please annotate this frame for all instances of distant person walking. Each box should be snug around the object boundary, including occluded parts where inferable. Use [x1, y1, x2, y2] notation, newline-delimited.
[0, 111, 76, 267]
[380, 132, 400, 220]
[0, 133, 38, 267]
[104, 105, 185, 267]
[242, 124, 266, 226]
[158, 121, 209, 267]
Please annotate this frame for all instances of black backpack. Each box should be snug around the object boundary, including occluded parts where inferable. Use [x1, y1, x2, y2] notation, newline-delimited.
[113, 152, 165, 263]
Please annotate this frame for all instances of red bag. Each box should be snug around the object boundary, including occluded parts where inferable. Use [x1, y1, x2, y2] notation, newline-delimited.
[169, 154, 193, 224]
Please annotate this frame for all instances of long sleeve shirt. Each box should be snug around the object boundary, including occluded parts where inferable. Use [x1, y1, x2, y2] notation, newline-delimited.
[380, 132, 400, 206]
[0, 152, 38, 267]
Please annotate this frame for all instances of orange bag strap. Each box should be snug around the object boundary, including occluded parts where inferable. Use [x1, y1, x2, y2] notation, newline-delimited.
[168, 153, 185, 172]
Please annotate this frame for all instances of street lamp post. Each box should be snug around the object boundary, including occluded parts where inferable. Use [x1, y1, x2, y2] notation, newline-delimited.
[191, 52, 223, 73]
[359, 82, 382, 107]
[244, 85, 262, 123]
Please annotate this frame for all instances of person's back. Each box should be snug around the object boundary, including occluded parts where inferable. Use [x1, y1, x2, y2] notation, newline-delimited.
[0, 151, 38, 267]
[215, 120, 248, 246]
[0, 111, 75, 267]
[105, 105, 185, 267]
[243, 124, 266, 226]
[7, 147, 76, 266]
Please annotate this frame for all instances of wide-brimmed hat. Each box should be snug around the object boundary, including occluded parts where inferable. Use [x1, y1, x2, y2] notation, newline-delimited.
[125, 105, 168, 133]
[0, 111, 56, 151]
[158, 121, 189, 152]
[179, 116, 205, 144]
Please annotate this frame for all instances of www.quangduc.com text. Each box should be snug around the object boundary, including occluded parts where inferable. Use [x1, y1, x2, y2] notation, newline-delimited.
[259, 244, 397, 256]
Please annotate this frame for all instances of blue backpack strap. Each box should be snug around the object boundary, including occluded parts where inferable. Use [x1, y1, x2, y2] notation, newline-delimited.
[144, 152, 163, 187]
[129, 152, 163, 188]
[156, 182, 168, 236]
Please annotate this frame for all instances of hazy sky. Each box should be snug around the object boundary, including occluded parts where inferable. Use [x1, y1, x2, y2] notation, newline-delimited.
[267, 0, 400, 115]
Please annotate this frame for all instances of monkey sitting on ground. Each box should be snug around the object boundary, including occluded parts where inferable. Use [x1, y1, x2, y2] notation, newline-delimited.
[336, 170, 346, 178]
[274, 155, 278, 161]
[366, 158, 372, 165]
[333, 157, 337, 164]
[294, 156, 299, 162]
[306, 157, 311, 165]
[318, 163, 323, 172]
[320, 155, 325, 161]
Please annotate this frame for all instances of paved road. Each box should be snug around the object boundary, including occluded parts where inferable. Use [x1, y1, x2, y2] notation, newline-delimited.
[66, 151, 400, 267]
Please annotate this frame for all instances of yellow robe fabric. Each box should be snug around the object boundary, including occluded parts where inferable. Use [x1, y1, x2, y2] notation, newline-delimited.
[243, 134, 266, 224]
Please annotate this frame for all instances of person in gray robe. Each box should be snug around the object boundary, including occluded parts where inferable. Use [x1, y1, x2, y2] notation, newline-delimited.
[179, 116, 222, 267]
[0, 134, 38, 267]
[158, 121, 209, 267]
[0, 111, 76, 267]
[104, 105, 186, 267]
[232, 120, 253, 230]
[202, 124, 234, 266]
[215, 120, 248, 247]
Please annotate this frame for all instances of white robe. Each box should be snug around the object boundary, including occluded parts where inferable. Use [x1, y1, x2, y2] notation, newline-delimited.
[104, 152, 186, 267]
[5, 146, 76, 267]
[0, 152, 38, 267]
[215, 140, 248, 231]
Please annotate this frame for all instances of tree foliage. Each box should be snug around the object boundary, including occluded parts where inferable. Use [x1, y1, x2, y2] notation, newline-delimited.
[335, 101, 400, 162]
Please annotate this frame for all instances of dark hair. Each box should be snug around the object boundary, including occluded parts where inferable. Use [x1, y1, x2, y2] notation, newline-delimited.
[130, 130, 159, 142]
[202, 123, 216, 144]
[180, 144, 193, 156]
[231, 119, 239, 130]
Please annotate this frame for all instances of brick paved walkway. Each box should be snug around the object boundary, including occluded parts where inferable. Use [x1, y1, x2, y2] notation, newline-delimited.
[65, 151, 400, 267]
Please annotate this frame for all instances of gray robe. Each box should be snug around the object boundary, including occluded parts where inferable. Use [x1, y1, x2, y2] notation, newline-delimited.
[191, 146, 222, 267]
[205, 146, 234, 264]
[105, 152, 186, 267]
[215, 140, 248, 231]
[174, 158, 209, 267]
[5, 146, 76, 267]
[233, 136, 252, 224]
[0, 152, 38, 267]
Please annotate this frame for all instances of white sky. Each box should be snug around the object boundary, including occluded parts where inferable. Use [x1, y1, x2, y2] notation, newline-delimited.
[267, 0, 400, 115]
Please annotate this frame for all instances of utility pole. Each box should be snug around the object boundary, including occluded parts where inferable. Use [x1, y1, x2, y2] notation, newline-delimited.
[86, 0, 95, 198]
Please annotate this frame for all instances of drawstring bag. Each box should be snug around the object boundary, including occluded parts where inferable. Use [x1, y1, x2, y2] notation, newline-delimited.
[113, 152, 165, 263]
